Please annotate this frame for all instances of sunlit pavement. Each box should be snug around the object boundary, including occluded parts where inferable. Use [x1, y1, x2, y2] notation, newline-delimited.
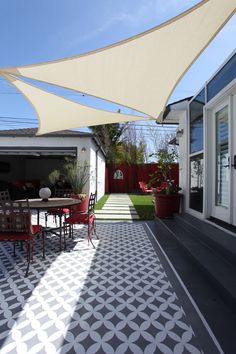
[0, 220, 223, 354]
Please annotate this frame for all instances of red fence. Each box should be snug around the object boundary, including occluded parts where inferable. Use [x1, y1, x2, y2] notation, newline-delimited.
[106, 163, 179, 193]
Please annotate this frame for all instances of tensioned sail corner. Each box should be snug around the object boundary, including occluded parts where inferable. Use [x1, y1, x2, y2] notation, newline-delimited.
[2, 73, 151, 135]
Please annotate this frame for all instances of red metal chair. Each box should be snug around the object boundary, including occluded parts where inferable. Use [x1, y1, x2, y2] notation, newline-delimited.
[64, 192, 97, 248]
[0, 200, 45, 276]
[45, 189, 73, 227]
[138, 181, 153, 193]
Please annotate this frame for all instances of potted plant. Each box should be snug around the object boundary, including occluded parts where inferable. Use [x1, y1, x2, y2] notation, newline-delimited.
[48, 158, 90, 211]
[148, 149, 181, 218]
[153, 180, 182, 218]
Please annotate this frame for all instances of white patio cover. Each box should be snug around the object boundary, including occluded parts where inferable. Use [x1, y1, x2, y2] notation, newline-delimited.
[3, 74, 146, 135]
[0, 0, 235, 134]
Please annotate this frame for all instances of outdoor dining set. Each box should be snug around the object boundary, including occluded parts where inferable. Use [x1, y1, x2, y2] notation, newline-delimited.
[0, 189, 97, 276]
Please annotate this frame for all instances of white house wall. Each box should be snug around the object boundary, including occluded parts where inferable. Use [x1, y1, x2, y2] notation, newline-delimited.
[232, 92, 236, 226]
[97, 149, 106, 200]
[89, 145, 96, 196]
[0, 135, 106, 200]
[177, 111, 188, 212]
[87, 140, 106, 200]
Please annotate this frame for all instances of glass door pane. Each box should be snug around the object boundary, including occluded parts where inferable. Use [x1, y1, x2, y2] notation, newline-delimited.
[215, 106, 229, 208]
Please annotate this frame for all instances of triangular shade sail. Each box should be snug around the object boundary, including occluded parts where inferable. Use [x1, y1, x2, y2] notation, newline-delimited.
[1, 0, 235, 123]
[3, 74, 149, 135]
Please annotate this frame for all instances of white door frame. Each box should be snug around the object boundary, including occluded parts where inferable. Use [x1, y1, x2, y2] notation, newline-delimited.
[211, 99, 231, 222]
[205, 80, 236, 225]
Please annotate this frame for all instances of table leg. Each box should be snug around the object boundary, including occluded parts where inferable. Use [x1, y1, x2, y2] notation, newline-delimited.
[59, 215, 62, 251]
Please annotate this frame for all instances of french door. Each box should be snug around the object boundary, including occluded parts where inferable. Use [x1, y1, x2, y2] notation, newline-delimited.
[211, 100, 233, 223]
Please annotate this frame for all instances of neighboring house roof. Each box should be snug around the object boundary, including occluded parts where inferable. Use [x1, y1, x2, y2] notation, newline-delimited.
[0, 128, 94, 138]
[0, 128, 106, 157]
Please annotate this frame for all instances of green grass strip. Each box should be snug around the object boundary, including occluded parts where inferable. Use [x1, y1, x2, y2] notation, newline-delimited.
[129, 194, 155, 220]
[95, 194, 110, 210]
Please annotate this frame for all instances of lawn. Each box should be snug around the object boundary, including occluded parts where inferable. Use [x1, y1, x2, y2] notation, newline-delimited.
[95, 194, 110, 209]
[129, 194, 155, 220]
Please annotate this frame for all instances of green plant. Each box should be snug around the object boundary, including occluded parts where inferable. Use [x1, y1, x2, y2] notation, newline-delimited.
[155, 180, 181, 195]
[148, 149, 178, 187]
[48, 170, 60, 185]
[48, 158, 90, 195]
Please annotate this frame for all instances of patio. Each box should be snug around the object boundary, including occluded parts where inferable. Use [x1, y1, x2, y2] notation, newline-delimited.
[0, 218, 222, 354]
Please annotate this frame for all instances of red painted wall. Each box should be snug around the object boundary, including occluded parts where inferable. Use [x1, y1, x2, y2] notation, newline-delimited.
[106, 164, 179, 193]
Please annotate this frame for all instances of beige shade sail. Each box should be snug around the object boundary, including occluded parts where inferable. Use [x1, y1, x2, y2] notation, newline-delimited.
[2, 74, 150, 135]
[0, 0, 235, 123]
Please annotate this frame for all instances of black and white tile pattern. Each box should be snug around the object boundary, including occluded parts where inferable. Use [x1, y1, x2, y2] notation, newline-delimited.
[0, 223, 221, 353]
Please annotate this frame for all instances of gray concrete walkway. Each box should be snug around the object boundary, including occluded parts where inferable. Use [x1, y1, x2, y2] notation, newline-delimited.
[95, 193, 140, 220]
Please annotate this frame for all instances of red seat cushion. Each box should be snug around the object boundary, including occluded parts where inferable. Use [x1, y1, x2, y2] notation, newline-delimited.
[32, 225, 43, 235]
[47, 208, 69, 215]
[0, 225, 42, 241]
[0, 232, 31, 241]
[65, 213, 95, 224]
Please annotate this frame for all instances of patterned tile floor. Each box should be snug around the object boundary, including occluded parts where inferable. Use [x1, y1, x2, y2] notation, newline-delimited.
[0, 221, 223, 354]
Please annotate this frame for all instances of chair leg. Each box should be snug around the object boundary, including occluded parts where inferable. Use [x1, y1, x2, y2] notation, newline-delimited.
[63, 223, 67, 249]
[64, 223, 71, 239]
[64, 215, 68, 235]
[69, 224, 74, 239]
[63, 228, 66, 251]
[88, 223, 95, 248]
[59, 216, 62, 252]
[31, 238, 34, 261]
[93, 218, 98, 239]
[13, 241, 16, 257]
[25, 240, 31, 277]
[42, 231, 45, 259]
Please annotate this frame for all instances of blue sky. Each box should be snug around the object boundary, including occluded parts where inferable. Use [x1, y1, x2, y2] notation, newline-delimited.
[0, 0, 235, 130]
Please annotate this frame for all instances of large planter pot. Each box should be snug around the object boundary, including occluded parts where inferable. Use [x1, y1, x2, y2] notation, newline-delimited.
[71, 194, 88, 213]
[153, 193, 181, 218]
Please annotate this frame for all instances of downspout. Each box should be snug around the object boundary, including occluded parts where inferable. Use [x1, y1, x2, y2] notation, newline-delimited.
[92, 136, 106, 201]
[95, 147, 99, 200]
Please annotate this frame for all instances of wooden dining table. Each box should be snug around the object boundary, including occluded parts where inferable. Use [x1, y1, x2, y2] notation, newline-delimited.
[22, 198, 81, 251]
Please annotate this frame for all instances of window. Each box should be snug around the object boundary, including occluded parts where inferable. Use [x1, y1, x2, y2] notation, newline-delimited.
[207, 53, 236, 102]
[215, 106, 229, 208]
[189, 154, 204, 212]
[189, 89, 205, 154]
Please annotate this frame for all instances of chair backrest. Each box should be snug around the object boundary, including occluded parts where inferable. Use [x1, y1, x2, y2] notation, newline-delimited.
[0, 190, 11, 203]
[88, 192, 96, 215]
[139, 181, 147, 192]
[54, 189, 73, 198]
[0, 200, 31, 233]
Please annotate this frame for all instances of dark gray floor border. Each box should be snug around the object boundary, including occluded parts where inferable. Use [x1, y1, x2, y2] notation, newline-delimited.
[143, 222, 224, 354]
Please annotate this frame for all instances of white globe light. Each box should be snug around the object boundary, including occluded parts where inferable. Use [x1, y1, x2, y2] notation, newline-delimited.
[39, 187, 51, 201]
